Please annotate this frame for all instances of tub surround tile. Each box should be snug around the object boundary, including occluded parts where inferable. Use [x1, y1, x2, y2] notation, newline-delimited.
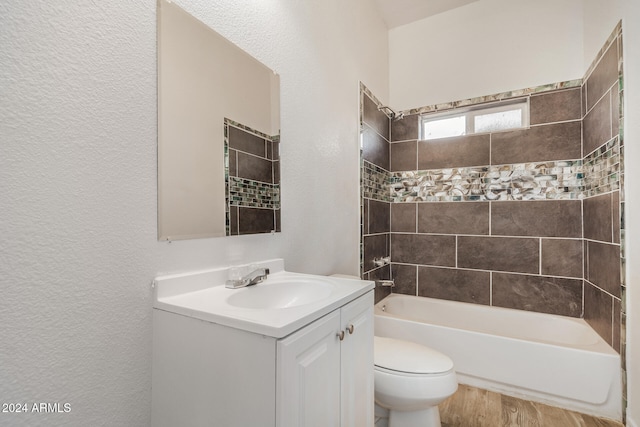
[457, 236, 539, 274]
[587, 241, 621, 297]
[363, 93, 390, 140]
[391, 114, 419, 142]
[391, 203, 416, 232]
[613, 191, 620, 244]
[391, 263, 417, 296]
[585, 43, 618, 112]
[391, 233, 456, 267]
[228, 149, 237, 176]
[614, 298, 621, 352]
[583, 93, 613, 156]
[236, 152, 274, 183]
[584, 193, 614, 242]
[368, 264, 392, 304]
[390, 161, 583, 202]
[362, 161, 390, 203]
[229, 206, 238, 235]
[362, 124, 390, 170]
[368, 199, 390, 234]
[491, 122, 582, 165]
[584, 282, 614, 346]
[418, 266, 490, 305]
[492, 273, 582, 317]
[491, 200, 582, 238]
[541, 239, 583, 278]
[237, 207, 275, 235]
[390, 140, 417, 172]
[530, 88, 582, 125]
[228, 125, 267, 157]
[364, 234, 389, 272]
[417, 202, 489, 235]
[418, 134, 490, 170]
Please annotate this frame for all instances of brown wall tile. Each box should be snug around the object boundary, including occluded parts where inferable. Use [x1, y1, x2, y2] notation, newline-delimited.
[390, 141, 417, 172]
[237, 152, 273, 183]
[491, 121, 581, 164]
[530, 88, 582, 125]
[587, 241, 621, 297]
[584, 282, 614, 347]
[418, 134, 490, 169]
[368, 265, 392, 303]
[491, 200, 582, 238]
[492, 273, 582, 317]
[362, 124, 389, 170]
[229, 149, 237, 176]
[457, 236, 539, 274]
[583, 92, 613, 156]
[418, 202, 489, 235]
[418, 266, 490, 305]
[391, 203, 416, 232]
[391, 233, 456, 266]
[229, 206, 238, 235]
[363, 234, 389, 272]
[585, 43, 619, 112]
[368, 200, 390, 234]
[612, 86, 620, 138]
[541, 239, 583, 278]
[391, 114, 419, 142]
[238, 207, 275, 235]
[613, 191, 620, 244]
[391, 263, 417, 296]
[363, 94, 389, 139]
[228, 126, 266, 157]
[584, 193, 614, 242]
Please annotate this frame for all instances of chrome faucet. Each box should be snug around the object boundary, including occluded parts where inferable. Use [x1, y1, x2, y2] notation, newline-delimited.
[225, 267, 270, 289]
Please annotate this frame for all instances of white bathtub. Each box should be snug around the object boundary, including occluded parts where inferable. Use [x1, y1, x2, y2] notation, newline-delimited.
[374, 294, 622, 420]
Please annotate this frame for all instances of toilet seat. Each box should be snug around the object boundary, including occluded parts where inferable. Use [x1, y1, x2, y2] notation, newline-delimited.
[374, 336, 453, 375]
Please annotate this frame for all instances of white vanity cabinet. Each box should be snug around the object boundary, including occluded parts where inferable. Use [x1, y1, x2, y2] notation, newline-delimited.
[276, 290, 374, 427]
[152, 263, 374, 427]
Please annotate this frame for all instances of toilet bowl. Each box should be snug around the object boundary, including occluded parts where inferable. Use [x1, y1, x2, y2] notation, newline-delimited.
[374, 336, 457, 427]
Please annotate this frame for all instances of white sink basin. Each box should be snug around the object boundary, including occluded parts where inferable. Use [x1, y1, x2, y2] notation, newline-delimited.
[226, 277, 334, 309]
[153, 260, 374, 338]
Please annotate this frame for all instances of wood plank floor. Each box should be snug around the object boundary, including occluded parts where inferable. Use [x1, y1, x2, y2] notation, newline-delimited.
[439, 384, 624, 427]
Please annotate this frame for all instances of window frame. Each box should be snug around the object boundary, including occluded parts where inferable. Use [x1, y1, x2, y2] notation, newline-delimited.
[419, 98, 530, 140]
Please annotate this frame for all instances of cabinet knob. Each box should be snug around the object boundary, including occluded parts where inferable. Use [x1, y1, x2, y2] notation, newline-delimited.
[337, 330, 345, 341]
[347, 324, 354, 335]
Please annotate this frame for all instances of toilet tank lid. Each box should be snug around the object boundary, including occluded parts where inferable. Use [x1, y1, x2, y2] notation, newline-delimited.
[374, 336, 453, 374]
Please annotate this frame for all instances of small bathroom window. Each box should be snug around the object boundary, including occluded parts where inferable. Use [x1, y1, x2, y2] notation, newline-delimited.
[420, 98, 529, 140]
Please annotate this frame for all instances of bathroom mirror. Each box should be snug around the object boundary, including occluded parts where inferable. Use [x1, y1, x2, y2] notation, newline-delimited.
[157, 0, 280, 240]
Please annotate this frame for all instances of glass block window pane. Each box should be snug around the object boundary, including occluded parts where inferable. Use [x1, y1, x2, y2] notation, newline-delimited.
[474, 109, 522, 133]
[422, 115, 466, 140]
[420, 98, 528, 141]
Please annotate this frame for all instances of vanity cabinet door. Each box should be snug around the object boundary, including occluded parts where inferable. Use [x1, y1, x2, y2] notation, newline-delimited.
[276, 310, 341, 427]
[340, 291, 374, 427]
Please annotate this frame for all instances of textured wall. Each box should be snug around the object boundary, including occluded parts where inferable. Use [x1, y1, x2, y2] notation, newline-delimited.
[0, 1, 388, 425]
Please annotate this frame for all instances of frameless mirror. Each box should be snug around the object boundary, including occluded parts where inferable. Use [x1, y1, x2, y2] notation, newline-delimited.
[157, 0, 280, 240]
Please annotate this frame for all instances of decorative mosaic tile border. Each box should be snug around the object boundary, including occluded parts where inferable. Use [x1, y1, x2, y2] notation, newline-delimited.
[583, 136, 621, 197]
[362, 135, 621, 203]
[400, 79, 582, 117]
[224, 119, 280, 212]
[228, 176, 280, 209]
[362, 160, 391, 202]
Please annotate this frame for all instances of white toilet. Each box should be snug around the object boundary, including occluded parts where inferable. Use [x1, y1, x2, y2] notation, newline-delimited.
[374, 336, 458, 427]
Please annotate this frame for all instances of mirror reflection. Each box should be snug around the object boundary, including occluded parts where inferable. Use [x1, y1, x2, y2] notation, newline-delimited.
[157, 0, 280, 240]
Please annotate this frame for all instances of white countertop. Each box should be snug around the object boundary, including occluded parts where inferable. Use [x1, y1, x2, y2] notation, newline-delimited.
[153, 259, 374, 338]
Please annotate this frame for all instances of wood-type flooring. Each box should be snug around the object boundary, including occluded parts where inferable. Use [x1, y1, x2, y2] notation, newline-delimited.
[439, 384, 624, 427]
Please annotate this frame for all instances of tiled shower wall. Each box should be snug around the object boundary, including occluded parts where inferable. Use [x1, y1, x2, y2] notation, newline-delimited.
[225, 119, 281, 235]
[360, 24, 624, 353]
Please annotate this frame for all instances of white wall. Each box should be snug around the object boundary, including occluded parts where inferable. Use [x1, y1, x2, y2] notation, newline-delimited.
[388, 0, 585, 110]
[617, 2, 640, 425]
[0, 1, 388, 425]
